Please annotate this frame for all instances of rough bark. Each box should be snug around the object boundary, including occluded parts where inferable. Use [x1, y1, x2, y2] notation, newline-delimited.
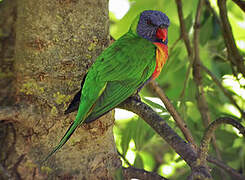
[0, 0, 121, 179]
[0, 0, 16, 106]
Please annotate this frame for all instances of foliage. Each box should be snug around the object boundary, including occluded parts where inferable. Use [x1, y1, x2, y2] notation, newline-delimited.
[110, 0, 245, 179]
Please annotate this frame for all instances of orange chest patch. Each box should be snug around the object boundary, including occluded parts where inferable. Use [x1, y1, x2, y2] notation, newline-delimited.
[152, 42, 168, 79]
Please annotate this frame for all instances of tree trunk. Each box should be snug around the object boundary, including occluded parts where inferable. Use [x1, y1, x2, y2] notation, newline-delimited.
[0, 0, 121, 179]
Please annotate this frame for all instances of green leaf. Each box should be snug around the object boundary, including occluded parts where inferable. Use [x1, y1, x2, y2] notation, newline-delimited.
[134, 153, 144, 169]
[142, 96, 167, 112]
[133, 118, 155, 151]
[200, 16, 213, 45]
[139, 151, 156, 171]
[215, 129, 239, 149]
[184, 12, 193, 33]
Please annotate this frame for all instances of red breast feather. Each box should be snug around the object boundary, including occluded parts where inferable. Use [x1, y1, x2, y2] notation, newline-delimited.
[152, 42, 168, 79]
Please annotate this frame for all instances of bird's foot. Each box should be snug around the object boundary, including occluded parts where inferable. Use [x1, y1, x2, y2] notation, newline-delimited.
[130, 94, 141, 102]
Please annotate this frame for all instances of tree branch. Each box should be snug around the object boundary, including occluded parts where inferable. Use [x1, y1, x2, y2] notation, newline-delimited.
[119, 97, 197, 166]
[118, 150, 169, 180]
[175, 0, 193, 58]
[231, 0, 245, 13]
[193, 0, 211, 126]
[119, 96, 244, 179]
[192, 2, 227, 178]
[175, 0, 194, 100]
[175, 2, 227, 178]
[149, 81, 196, 148]
[205, 0, 221, 26]
[122, 167, 168, 180]
[199, 117, 245, 166]
[119, 97, 212, 179]
[218, 0, 245, 77]
[207, 156, 245, 180]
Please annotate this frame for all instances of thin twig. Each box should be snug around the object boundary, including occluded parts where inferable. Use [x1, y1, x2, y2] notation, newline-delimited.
[205, 0, 221, 25]
[149, 81, 197, 149]
[117, 150, 132, 167]
[193, 0, 213, 130]
[210, 137, 226, 178]
[199, 117, 245, 166]
[175, 0, 193, 58]
[207, 156, 245, 180]
[175, 0, 194, 100]
[118, 150, 168, 180]
[218, 0, 245, 77]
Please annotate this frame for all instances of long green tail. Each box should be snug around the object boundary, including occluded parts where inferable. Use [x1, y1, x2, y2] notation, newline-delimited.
[42, 111, 84, 163]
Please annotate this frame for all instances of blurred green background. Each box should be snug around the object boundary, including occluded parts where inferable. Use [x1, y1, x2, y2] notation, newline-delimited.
[109, 0, 245, 179]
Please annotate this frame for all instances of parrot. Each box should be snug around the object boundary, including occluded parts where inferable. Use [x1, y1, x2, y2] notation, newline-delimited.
[43, 10, 169, 161]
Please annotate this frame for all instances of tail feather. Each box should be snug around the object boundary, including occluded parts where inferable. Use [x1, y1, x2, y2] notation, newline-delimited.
[42, 81, 107, 163]
[42, 120, 80, 163]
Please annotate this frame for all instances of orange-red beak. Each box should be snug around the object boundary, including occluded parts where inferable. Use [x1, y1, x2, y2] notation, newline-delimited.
[156, 28, 167, 42]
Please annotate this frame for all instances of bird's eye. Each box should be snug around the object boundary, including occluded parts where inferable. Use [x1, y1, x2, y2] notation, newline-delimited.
[147, 19, 154, 26]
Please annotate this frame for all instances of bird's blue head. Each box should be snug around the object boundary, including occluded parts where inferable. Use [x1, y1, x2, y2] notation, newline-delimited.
[134, 10, 170, 45]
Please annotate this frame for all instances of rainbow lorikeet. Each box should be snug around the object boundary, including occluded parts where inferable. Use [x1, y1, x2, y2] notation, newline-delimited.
[44, 10, 169, 161]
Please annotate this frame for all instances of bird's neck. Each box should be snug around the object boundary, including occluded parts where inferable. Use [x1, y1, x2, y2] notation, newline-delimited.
[129, 15, 141, 36]
[151, 42, 168, 79]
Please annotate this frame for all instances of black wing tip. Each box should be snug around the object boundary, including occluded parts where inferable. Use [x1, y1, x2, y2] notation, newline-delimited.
[64, 95, 80, 114]
[65, 73, 88, 115]
[64, 107, 74, 115]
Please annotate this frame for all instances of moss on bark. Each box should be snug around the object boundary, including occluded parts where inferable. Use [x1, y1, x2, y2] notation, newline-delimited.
[0, 0, 121, 179]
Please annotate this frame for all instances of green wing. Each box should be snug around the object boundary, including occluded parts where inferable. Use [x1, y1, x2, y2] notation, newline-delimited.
[85, 33, 156, 122]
